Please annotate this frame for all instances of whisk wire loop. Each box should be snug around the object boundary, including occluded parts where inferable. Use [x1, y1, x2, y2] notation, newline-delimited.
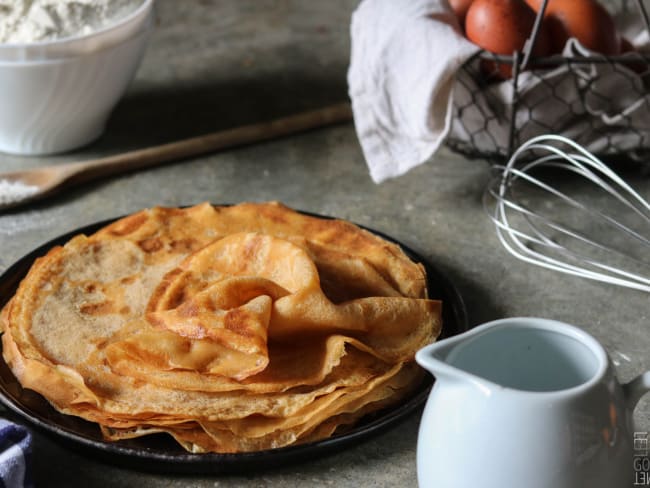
[487, 134, 650, 293]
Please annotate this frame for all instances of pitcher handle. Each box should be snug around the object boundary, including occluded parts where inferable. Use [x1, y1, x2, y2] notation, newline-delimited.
[623, 372, 650, 409]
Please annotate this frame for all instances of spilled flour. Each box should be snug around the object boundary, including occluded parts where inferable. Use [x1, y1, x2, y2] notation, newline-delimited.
[0, 179, 39, 205]
[0, 0, 144, 43]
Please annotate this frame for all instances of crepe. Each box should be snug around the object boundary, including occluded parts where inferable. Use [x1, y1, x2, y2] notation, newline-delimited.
[1, 202, 442, 453]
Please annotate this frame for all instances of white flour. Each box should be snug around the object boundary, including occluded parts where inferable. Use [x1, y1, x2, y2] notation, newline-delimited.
[0, 0, 144, 43]
[0, 179, 39, 205]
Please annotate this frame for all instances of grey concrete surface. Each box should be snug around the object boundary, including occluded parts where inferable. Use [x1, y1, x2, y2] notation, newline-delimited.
[0, 1, 648, 486]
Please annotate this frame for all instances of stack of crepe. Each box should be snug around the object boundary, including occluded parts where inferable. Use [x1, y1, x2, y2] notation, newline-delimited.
[0, 202, 441, 453]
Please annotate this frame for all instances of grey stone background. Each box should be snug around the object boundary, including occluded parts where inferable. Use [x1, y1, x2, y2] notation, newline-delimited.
[0, 1, 648, 486]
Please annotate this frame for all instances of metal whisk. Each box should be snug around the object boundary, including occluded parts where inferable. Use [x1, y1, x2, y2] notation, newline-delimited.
[484, 134, 650, 293]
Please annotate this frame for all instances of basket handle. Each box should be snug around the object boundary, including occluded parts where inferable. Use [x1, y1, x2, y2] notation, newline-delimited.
[520, 0, 549, 71]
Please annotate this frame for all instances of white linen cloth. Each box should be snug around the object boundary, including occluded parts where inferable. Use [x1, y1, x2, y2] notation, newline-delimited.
[347, 0, 478, 183]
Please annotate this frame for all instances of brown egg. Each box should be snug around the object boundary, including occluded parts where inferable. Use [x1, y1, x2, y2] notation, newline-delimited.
[465, 0, 551, 78]
[620, 37, 634, 53]
[449, 0, 474, 26]
[525, 0, 620, 55]
[619, 37, 646, 74]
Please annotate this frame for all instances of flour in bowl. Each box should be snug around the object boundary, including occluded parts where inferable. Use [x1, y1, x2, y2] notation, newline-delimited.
[0, 0, 145, 43]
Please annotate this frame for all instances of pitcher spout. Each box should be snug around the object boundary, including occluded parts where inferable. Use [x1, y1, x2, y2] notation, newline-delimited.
[415, 333, 475, 381]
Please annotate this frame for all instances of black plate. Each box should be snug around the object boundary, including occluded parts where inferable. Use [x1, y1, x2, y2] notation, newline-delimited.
[0, 210, 467, 473]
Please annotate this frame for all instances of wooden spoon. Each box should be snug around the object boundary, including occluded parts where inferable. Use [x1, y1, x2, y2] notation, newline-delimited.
[0, 102, 353, 211]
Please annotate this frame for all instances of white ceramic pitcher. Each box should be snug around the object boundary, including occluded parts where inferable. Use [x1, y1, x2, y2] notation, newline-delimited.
[415, 317, 650, 488]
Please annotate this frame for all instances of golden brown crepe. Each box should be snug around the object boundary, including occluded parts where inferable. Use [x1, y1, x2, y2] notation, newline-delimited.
[1, 202, 441, 453]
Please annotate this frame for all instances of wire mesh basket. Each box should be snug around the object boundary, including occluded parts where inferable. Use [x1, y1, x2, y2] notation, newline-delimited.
[445, 0, 650, 164]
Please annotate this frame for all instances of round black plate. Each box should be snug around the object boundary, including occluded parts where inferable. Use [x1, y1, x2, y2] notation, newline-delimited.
[0, 210, 467, 473]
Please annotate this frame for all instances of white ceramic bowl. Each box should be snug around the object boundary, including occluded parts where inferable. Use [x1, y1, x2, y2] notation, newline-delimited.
[0, 0, 154, 155]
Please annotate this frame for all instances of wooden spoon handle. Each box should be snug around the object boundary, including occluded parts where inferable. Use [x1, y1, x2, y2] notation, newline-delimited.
[62, 102, 353, 184]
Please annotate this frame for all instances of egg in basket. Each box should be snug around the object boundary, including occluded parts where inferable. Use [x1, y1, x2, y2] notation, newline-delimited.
[445, 0, 650, 162]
